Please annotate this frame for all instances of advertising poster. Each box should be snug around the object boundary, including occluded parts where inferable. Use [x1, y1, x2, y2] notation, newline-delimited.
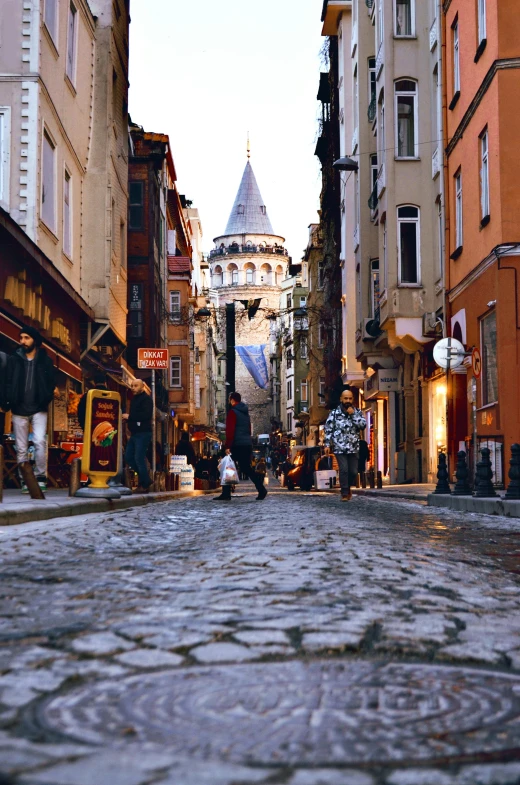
[86, 395, 120, 475]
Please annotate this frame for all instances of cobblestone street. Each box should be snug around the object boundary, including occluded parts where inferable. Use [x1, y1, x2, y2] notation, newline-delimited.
[1, 484, 520, 784]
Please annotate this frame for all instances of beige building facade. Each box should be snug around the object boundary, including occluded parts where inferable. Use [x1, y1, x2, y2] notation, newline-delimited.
[322, 0, 445, 482]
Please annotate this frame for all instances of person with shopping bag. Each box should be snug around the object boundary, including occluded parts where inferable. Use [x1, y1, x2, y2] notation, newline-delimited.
[323, 387, 366, 501]
[214, 392, 267, 501]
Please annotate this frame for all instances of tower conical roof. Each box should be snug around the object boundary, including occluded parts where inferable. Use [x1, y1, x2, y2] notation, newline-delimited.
[223, 161, 275, 236]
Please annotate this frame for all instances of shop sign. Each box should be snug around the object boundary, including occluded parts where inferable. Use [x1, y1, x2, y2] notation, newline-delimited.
[364, 369, 399, 400]
[137, 348, 169, 369]
[82, 390, 121, 484]
[3, 271, 72, 353]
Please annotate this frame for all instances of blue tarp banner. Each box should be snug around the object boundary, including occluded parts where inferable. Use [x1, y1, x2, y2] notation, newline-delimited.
[236, 345, 269, 390]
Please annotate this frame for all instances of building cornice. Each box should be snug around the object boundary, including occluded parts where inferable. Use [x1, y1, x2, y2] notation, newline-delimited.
[448, 244, 520, 302]
[446, 59, 520, 157]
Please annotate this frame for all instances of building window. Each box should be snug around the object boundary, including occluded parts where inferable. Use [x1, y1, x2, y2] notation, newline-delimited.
[481, 310, 497, 406]
[397, 205, 420, 285]
[63, 170, 72, 258]
[455, 170, 463, 249]
[477, 0, 486, 44]
[318, 261, 325, 289]
[319, 377, 326, 399]
[44, 0, 58, 43]
[480, 130, 490, 221]
[395, 80, 418, 158]
[300, 296, 307, 307]
[318, 321, 325, 347]
[379, 95, 385, 165]
[170, 356, 182, 388]
[453, 21, 460, 94]
[169, 291, 181, 321]
[129, 283, 143, 338]
[231, 269, 238, 285]
[237, 204, 244, 215]
[299, 336, 308, 359]
[368, 57, 376, 105]
[120, 219, 126, 268]
[371, 259, 380, 317]
[0, 107, 10, 209]
[66, 3, 77, 83]
[287, 412, 292, 433]
[301, 380, 308, 402]
[213, 266, 223, 286]
[128, 182, 144, 229]
[395, 0, 414, 36]
[246, 268, 254, 284]
[383, 218, 388, 292]
[195, 374, 201, 408]
[41, 130, 56, 232]
[287, 380, 293, 400]
[437, 198, 443, 281]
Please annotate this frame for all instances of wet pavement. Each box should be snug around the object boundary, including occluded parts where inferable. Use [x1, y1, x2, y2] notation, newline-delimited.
[1, 482, 520, 784]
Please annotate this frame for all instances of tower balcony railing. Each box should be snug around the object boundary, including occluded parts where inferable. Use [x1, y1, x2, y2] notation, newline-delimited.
[210, 244, 288, 259]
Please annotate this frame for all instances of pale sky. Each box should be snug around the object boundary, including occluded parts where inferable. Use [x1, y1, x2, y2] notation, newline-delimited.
[128, 0, 324, 261]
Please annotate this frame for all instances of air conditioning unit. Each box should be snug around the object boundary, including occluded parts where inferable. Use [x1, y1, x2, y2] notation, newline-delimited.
[98, 345, 113, 357]
[300, 405, 308, 413]
[363, 318, 382, 340]
[422, 311, 440, 338]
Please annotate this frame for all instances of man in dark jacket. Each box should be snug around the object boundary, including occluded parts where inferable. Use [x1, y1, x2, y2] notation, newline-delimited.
[175, 430, 196, 467]
[5, 326, 56, 492]
[0, 349, 7, 436]
[122, 379, 153, 493]
[77, 372, 108, 431]
[214, 392, 267, 501]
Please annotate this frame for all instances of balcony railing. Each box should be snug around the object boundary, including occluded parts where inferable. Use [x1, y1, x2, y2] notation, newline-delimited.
[210, 244, 288, 259]
[430, 17, 438, 51]
[432, 147, 440, 179]
[367, 96, 376, 123]
[376, 163, 386, 198]
[353, 223, 360, 252]
[368, 182, 378, 211]
[376, 40, 384, 78]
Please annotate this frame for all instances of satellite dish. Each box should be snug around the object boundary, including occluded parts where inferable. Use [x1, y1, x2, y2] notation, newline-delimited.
[433, 337, 466, 370]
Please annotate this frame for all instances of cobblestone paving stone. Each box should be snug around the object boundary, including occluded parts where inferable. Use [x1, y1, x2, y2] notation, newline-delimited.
[0, 485, 520, 783]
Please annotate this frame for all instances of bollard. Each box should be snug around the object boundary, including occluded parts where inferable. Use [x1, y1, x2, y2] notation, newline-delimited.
[355, 473, 361, 488]
[367, 468, 375, 489]
[505, 443, 520, 500]
[360, 471, 367, 489]
[376, 471, 383, 489]
[0, 445, 3, 503]
[123, 467, 133, 491]
[453, 450, 472, 496]
[69, 457, 81, 497]
[433, 452, 451, 495]
[19, 461, 45, 499]
[473, 447, 498, 498]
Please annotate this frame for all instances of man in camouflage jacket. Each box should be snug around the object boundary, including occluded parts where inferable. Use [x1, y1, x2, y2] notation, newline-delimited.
[324, 388, 367, 501]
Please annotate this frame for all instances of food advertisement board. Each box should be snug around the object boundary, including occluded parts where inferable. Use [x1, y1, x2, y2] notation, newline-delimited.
[81, 390, 121, 483]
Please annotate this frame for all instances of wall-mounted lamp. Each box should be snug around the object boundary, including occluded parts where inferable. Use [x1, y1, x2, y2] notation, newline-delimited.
[333, 156, 359, 172]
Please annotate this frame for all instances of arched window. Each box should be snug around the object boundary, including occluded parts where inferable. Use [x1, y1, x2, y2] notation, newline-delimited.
[260, 263, 272, 285]
[228, 264, 239, 285]
[237, 204, 245, 215]
[213, 266, 223, 287]
[275, 265, 284, 285]
[395, 80, 418, 158]
[245, 264, 255, 284]
[397, 205, 420, 285]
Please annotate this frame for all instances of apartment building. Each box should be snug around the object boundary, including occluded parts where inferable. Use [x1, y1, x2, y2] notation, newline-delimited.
[322, 0, 445, 482]
[444, 0, 520, 486]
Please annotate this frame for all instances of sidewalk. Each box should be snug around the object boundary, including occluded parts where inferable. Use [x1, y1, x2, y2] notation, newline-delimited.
[351, 483, 435, 502]
[0, 487, 215, 526]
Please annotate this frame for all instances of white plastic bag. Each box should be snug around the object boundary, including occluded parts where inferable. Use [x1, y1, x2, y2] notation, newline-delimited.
[219, 454, 239, 485]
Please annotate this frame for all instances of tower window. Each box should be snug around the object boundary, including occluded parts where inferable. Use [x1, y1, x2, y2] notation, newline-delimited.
[237, 204, 244, 214]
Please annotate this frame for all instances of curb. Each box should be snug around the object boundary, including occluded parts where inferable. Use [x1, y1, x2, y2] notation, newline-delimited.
[351, 489, 428, 502]
[427, 493, 520, 518]
[0, 489, 217, 527]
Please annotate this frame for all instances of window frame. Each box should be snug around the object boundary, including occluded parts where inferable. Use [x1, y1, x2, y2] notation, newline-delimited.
[477, 0, 486, 44]
[301, 380, 308, 402]
[455, 170, 463, 249]
[394, 0, 415, 37]
[287, 379, 293, 401]
[128, 181, 144, 230]
[299, 335, 308, 360]
[397, 205, 421, 286]
[394, 79, 418, 159]
[63, 167, 72, 259]
[480, 309, 497, 406]
[246, 267, 254, 284]
[169, 290, 181, 322]
[169, 356, 182, 389]
[41, 127, 57, 234]
[44, 0, 59, 46]
[480, 129, 490, 221]
[66, 2, 78, 85]
[453, 20, 460, 94]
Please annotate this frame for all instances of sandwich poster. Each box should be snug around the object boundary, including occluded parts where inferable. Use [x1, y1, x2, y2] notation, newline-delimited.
[86, 395, 120, 474]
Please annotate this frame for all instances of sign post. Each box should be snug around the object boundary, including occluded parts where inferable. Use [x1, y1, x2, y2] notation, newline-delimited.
[75, 389, 122, 498]
[137, 349, 169, 485]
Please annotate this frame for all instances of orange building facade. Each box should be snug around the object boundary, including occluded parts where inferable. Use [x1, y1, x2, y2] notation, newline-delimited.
[444, 0, 520, 485]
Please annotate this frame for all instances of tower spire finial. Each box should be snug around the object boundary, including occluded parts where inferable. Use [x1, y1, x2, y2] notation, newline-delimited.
[247, 132, 250, 160]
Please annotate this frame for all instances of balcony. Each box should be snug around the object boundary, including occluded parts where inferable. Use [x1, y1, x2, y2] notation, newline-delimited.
[368, 182, 378, 213]
[432, 147, 440, 179]
[210, 244, 288, 259]
[367, 96, 376, 123]
[430, 17, 438, 51]
[376, 163, 386, 198]
[353, 223, 360, 252]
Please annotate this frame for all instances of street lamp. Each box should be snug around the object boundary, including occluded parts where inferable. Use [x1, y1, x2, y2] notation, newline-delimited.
[333, 156, 359, 172]
[196, 307, 212, 318]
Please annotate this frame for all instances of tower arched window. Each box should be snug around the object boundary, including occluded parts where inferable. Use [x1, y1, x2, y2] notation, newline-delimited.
[213, 266, 223, 287]
[237, 204, 244, 215]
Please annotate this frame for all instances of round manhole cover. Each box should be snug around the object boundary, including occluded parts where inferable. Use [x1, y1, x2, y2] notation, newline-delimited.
[38, 661, 520, 765]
